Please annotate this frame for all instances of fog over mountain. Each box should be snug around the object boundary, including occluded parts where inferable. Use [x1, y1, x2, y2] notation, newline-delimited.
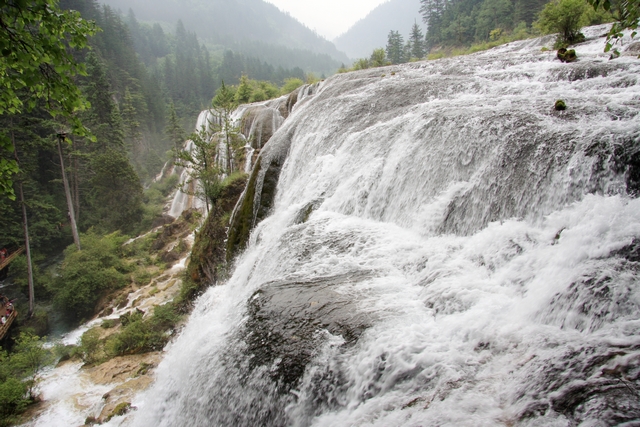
[99, 0, 350, 72]
[334, 0, 423, 59]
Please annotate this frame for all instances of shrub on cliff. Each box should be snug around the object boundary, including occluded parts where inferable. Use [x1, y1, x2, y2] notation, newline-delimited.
[105, 305, 181, 356]
[49, 232, 130, 321]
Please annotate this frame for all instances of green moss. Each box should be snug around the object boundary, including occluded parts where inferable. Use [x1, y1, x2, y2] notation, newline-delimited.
[557, 48, 577, 62]
[106, 402, 131, 421]
[555, 99, 567, 110]
[226, 162, 261, 263]
[177, 173, 248, 309]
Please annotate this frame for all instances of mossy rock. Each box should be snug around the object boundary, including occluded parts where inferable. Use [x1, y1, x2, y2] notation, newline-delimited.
[554, 99, 567, 111]
[182, 174, 248, 304]
[557, 48, 577, 63]
[106, 401, 131, 421]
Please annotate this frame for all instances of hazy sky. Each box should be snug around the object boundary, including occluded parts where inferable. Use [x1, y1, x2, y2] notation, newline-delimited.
[264, 0, 389, 40]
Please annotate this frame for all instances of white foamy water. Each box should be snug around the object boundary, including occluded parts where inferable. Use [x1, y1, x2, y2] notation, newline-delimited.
[82, 27, 640, 426]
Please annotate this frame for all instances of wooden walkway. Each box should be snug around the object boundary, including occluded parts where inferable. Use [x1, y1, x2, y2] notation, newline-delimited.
[0, 247, 24, 271]
[0, 309, 17, 340]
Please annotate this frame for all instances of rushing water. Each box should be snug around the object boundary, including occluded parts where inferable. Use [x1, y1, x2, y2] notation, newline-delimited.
[127, 27, 640, 426]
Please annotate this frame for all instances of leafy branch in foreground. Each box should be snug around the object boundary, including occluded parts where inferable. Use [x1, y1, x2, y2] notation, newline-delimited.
[587, 0, 639, 54]
[0, 0, 98, 199]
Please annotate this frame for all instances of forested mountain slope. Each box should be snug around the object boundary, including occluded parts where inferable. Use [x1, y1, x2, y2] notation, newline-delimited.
[99, 0, 349, 73]
[334, 0, 423, 59]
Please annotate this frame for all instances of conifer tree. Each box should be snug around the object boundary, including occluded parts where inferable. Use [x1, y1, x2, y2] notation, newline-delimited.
[235, 74, 253, 104]
[410, 22, 426, 59]
[386, 31, 405, 64]
[122, 88, 142, 148]
[212, 82, 240, 173]
[166, 102, 186, 151]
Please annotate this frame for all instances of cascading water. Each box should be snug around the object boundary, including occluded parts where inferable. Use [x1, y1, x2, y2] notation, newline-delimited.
[130, 27, 640, 427]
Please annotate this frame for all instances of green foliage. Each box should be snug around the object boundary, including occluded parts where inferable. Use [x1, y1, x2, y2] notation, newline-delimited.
[370, 48, 388, 67]
[235, 74, 253, 104]
[105, 305, 180, 356]
[175, 127, 223, 210]
[0, 332, 52, 424]
[86, 149, 144, 234]
[0, 377, 28, 427]
[8, 255, 53, 302]
[386, 31, 405, 64]
[232, 75, 282, 104]
[410, 22, 427, 59]
[352, 58, 371, 70]
[49, 232, 129, 320]
[0, 0, 98, 199]
[586, 0, 637, 53]
[165, 102, 186, 152]
[281, 78, 305, 94]
[535, 0, 591, 47]
[421, 0, 544, 49]
[78, 328, 104, 365]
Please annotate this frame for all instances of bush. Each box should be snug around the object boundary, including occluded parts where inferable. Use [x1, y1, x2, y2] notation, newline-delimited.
[0, 378, 28, 425]
[281, 78, 304, 94]
[0, 332, 52, 425]
[535, 0, 591, 47]
[48, 232, 129, 321]
[78, 328, 103, 365]
[370, 48, 388, 67]
[106, 305, 181, 356]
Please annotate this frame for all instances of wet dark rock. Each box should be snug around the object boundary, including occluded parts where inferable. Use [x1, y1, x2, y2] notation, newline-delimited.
[241, 272, 372, 393]
[612, 238, 640, 262]
[516, 346, 640, 425]
[607, 136, 640, 197]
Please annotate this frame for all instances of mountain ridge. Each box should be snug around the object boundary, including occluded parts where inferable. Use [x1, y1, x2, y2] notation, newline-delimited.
[98, 0, 350, 71]
[334, 0, 423, 59]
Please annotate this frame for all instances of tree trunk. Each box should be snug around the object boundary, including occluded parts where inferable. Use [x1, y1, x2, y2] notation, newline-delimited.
[72, 136, 80, 222]
[18, 182, 35, 317]
[11, 126, 35, 317]
[57, 137, 81, 250]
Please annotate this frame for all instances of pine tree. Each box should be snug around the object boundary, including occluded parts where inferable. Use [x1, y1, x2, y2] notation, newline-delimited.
[165, 102, 186, 151]
[121, 87, 143, 159]
[386, 31, 405, 64]
[235, 74, 253, 104]
[212, 82, 240, 174]
[410, 22, 426, 59]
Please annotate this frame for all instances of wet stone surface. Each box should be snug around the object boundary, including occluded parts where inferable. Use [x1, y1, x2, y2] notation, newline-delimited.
[241, 272, 372, 393]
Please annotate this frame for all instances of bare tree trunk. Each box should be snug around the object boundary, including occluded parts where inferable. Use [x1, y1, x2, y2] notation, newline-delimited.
[57, 136, 81, 251]
[11, 126, 35, 317]
[72, 136, 80, 222]
[18, 182, 35, 317]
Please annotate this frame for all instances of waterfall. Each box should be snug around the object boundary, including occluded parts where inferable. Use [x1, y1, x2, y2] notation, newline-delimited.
[131, 26, 640, 427]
